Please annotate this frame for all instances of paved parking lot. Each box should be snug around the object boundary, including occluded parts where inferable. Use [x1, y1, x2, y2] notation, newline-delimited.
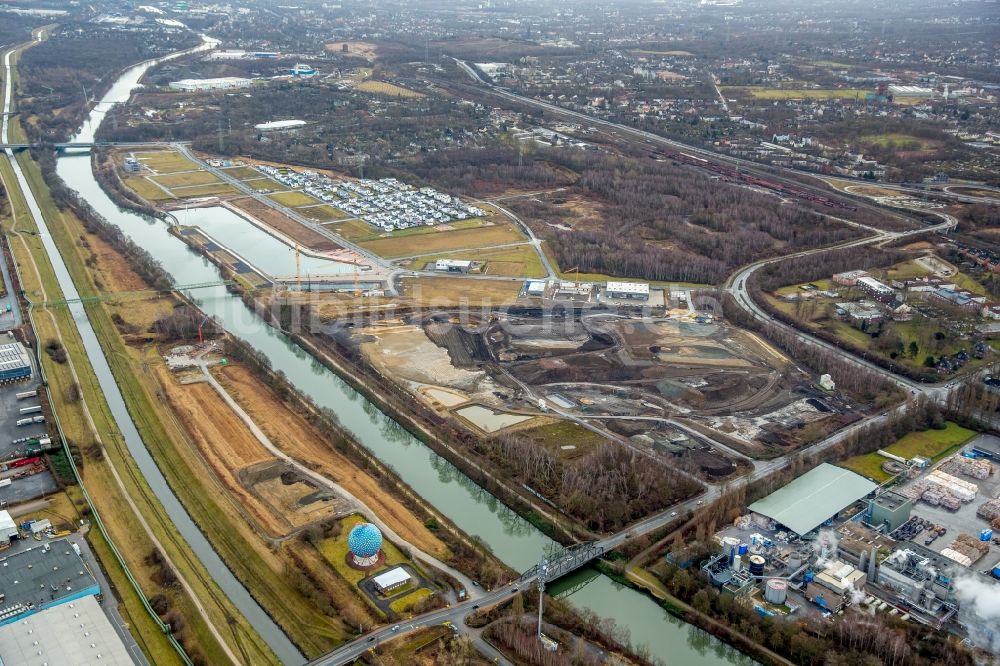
[0, 346, 57, 507]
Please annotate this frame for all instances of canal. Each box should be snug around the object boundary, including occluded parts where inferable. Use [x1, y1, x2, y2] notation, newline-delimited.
[54, 49, 754, 666]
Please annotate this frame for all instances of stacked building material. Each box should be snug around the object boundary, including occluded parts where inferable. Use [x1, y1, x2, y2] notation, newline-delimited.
[921, 488, 943, 506]
[940, 495, 961, 511]
[941, 456, 993, 480]
[946, 533, 990, 564]
[925, 470, 978, 502]
[977, 498, 1000, 522]
[898, 483, 925, 501]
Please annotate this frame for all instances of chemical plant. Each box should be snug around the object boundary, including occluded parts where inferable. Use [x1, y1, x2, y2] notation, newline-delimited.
[703, 442, 1000, 649]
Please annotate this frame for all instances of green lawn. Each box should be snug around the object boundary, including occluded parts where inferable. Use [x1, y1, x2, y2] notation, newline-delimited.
[133, 150, 199, 173]
[840, 422, 976, 482]
[268, 190, 319, 207]
[388, 587, 434, 614]
[297, 205, 349, 222]
[860, 133, 937, 150]
[150, 170, 221, 189]
[404, 243, 546, 278]
[316, 514, 420, 586]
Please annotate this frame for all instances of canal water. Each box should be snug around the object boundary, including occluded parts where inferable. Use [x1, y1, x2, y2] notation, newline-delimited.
[55, 49, 755, 666]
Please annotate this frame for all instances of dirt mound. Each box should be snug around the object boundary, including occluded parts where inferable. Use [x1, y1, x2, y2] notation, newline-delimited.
[699, 374, 751, 403]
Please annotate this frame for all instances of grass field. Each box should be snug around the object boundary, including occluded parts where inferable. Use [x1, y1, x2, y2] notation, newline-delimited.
[125, 177, 174, 201]
[150, 170, 222, 189]
[298, 205, 348, 221]
[317, 514, 417, 587]
[860, 133, 936, 150]
[170, 182, 239, 198]
[407, 243, 546, 278]
[389, 587, 434, 614]
[722, 86, 868, 100]
[134, 150, 199, 173]
[518, 421, 609, 461]
[268, 190, 319, 207]
[840, 422, 976, 482]
[356, 80, 423, 97]
[221, 166, 263, 180]
[359, 223, 524, 258]
[811, 60, 853, 69]
[401, 277, 523, 306]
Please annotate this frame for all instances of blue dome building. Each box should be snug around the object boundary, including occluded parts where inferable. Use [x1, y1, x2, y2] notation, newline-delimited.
[347, 523, 383, 568]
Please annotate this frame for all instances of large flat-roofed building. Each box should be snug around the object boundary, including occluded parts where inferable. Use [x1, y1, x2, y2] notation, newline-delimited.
[0, 540, 100, 627]
[254, 119, 307, 132]
[970, 434, 1000, 460]
[868, 491, 912, 533]
[168, 77, 251, 92]
[372, 566, 412, 594]
[0, 595, 132, 666]
[856, 276, 896, 303]
[434, 259, 472, 273]
[0, 511, 17, 543]
[748, 463, 878, 536]
[605, 281, 650, 301]
[0, 342, 32, 382]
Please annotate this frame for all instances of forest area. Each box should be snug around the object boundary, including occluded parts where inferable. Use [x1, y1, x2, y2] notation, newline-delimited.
[473, 433, 701, 533]
[101, 77, 492, 165]
[388, 147, 865, 283]
[17, 23, 199, 142]
[0, 15, 39, 49]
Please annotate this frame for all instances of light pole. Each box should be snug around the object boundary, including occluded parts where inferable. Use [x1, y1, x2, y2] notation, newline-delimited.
[536, 559, 548, 640]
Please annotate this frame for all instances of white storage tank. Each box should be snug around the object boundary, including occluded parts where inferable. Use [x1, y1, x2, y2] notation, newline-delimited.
[764, 579, 788, 605]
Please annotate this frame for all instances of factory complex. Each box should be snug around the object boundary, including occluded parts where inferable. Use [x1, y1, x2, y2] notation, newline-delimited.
[705, 442, 1000, 641]
[252, 164, 487, 232]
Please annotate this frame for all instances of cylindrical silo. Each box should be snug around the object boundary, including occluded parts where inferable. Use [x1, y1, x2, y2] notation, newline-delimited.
[764, 579, 788, 605]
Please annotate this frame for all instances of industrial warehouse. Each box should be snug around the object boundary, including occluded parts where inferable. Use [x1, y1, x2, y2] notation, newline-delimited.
[0, 341, 32, 383]
[748, 463, 878, 536]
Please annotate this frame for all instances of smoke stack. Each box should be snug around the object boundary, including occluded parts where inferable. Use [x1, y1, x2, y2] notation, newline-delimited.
[867, 546, 877, 580]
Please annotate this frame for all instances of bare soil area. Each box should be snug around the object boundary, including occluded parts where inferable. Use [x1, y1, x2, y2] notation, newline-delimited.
[215, 364, 450, 559]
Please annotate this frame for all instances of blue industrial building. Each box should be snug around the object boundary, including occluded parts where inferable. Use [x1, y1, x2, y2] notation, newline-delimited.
[0, 342, 31, 382]
[0, 540, 100, 627]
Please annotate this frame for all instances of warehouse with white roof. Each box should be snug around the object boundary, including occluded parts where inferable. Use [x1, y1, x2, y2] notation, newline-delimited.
[605, 281, 650, 301]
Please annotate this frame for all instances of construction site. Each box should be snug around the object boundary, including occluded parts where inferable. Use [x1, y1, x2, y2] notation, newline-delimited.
[324, 307, 859, 478]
